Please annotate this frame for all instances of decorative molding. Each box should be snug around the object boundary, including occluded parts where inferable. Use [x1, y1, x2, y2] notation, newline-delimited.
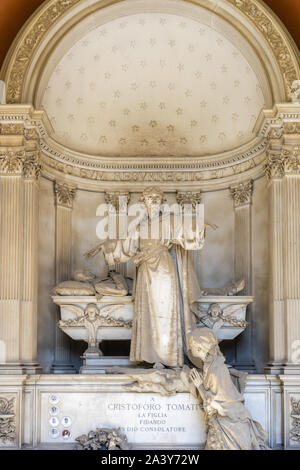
[55, 181, 77, 208]
[0, 397, 16, 445]
[227, 0, 298, 97]
[6, 0, 81, 104]
[0, 123, 24, 135]
[290, 397, 300, 443]
[105, 192, 131, 213]
[176, 191, 202, 209]
[230, 180, 253, 207]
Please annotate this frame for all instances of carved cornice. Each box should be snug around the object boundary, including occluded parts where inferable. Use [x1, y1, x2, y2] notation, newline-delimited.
[55, 181, 77, 208]
[0, 123, 24, 135]
[230, 180, 253, 207]
[105, 192, 131, 213]
[227, 0, 298, 97]
[176, 191, 202, 209]
[0, 396, 16, 445]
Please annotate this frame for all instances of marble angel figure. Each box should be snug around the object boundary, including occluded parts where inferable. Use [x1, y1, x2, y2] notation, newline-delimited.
[182, 327, 269, 450]
[86, 187, 209, 368]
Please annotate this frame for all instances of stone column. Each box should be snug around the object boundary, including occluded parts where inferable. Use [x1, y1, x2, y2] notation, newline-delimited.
[265, 120, 300, 374]
[265, 149, 285, 373]
[176, 190, 202, 276]
[51, 182, 77, 374]
[0, 124, 41, 374]
[282, 146, 300, 373]
[104, 191, 130, 276]
[230, 180, 256, 372]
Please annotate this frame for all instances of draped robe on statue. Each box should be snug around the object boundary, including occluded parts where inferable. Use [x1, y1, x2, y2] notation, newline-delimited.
[101, 213, 205, 367]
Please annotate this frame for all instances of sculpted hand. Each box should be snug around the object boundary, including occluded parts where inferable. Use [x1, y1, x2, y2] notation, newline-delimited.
[189, 368, 203, 388]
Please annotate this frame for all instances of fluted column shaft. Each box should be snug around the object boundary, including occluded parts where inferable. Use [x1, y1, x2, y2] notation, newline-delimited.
[51, 182, 76, 373]
[230, 181, 255, 372]
[0, 126, 41, 374]
[265, 139, 300, 373]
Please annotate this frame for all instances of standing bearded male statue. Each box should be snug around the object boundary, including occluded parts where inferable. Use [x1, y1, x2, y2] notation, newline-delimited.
[86, 187, 208, 368]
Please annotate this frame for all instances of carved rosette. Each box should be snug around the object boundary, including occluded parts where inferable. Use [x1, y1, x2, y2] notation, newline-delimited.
[105, 191, 130, 213]
[290, 397, 300, 443]
[55, 182, 77, 208]
[230, 180, 253, 207]
[176, 191, 202, 210]
[0, 396, 16, 445]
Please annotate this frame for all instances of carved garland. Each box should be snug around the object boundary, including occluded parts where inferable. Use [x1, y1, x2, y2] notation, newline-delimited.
[0, 397, 16, 445]
[290, 397, 300, 443]
[4, 0, 299, 103]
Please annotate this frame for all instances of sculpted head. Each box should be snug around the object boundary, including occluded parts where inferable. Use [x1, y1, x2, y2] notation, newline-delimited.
[140, 187, 166, 219]
[188, 327, 219, 362]
[208, 303, 222, 319]
[85, 304, 98, 321]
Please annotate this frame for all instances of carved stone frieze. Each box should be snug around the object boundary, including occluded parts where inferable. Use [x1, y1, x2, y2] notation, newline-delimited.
[0, 396, 16, 445]
[55, 181, 77, 208]
[290, 397, 300, 443]
[0, 123, 24, 135]
[230, 180, 253, 207]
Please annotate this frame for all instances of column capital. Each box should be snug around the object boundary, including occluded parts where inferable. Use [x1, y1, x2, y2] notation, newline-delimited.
[55, 182, 77, 209]
[104, 191, 130, 213]
[176, 190, 202, 209]
[230, 180, 253, 208]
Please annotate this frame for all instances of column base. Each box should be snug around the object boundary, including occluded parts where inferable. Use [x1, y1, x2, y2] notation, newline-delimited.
[50, 363, 77, 374]
[80, 356, 133, 374]
[231, 361, 257, 374]
[265, 362, 300, 375]
[0, 362, 27, 375]
[264, 362, 284, 375]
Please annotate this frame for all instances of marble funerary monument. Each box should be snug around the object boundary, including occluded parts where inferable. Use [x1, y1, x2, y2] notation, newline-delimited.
[0, 0, 300, 450]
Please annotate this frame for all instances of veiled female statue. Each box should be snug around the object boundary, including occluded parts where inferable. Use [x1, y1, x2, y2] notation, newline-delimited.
[86, 187, 206, 368]
[184, 328, 269, 450]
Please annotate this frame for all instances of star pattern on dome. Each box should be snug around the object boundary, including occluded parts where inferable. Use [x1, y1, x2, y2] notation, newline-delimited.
[42, 13, 266, 156]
